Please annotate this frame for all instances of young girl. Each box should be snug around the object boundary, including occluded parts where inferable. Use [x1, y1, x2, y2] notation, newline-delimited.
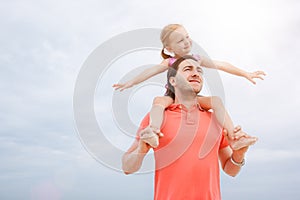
[113, 24, 265, 149]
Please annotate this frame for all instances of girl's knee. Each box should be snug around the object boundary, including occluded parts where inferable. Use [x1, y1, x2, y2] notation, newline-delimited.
[153, 96, 173, 107]
[211, 96, 223, 106]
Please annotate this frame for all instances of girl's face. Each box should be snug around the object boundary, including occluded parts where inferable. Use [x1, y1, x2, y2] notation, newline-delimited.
[166, 27, 192, 57]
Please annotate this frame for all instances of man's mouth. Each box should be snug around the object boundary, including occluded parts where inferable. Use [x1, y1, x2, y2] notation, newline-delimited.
[189, 79, 200, 83]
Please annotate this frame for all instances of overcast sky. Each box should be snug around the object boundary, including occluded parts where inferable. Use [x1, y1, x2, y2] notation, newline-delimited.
[1, 0, 300, 199]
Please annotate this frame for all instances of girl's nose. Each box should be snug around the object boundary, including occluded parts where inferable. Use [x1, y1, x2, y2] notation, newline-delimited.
[184, 39, 189, 45]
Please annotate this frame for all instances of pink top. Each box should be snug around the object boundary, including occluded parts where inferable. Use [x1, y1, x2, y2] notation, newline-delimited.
[168, 54, 201, 66]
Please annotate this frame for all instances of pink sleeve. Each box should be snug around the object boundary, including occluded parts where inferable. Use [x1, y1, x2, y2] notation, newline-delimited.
[168, 57, 176, 66]
[193, 54, 201, 61]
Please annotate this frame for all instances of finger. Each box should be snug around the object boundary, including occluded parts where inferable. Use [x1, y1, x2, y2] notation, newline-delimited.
[223, 129, 228, 136]
[112, 85, 121, 90]
[248, 78, 256, 85]
[234, 131, 246, 139]
[257, 76, 264, 80]
[158, 132, 164, 137]
[234, 125, 241, 132]
[257, 71, 266, 76]
[152, 128, 160, 134]
[223, 129, 230, 139]
[226, 130, 235, 140]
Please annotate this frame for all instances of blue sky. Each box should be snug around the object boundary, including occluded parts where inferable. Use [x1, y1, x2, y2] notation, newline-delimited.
[1, 0, 300, 199]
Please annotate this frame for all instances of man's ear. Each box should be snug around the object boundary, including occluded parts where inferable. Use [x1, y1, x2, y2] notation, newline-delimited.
[169, 76, 176, 86]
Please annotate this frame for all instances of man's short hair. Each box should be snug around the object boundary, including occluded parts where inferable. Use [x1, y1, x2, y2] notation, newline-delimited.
[165, 55, 198, 99]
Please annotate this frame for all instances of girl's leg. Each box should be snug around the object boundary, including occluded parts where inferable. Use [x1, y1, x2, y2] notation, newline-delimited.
[198, 96, 235, 140]
[150, 96, 174, 132]
[198, 96, 256, 150]
[140, 96, 173, 148]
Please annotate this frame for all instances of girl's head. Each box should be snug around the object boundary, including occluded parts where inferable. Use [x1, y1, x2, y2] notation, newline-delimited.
[160, 24, 192, 59]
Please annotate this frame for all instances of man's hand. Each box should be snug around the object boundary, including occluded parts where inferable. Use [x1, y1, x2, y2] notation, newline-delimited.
[224, 125, 258, 151]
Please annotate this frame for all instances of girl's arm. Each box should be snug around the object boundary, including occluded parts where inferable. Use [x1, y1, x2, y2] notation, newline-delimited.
[113, 59, 169, 91]
[200, 56, 266, 84]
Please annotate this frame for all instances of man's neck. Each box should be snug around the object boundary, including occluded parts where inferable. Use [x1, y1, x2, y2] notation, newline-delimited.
[174, 90, 198, 110]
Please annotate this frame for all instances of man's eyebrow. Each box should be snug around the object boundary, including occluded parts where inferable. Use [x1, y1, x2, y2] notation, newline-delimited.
[183, 65, 203, 72]
[183, 65, 193, 69]
[196, 66, 203, 73]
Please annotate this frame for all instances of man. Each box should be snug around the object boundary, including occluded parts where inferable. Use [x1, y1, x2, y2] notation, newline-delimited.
[122, 55, 257, 200]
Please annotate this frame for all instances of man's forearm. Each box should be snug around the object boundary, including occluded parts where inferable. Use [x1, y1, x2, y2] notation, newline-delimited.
[122, 142, 149, 174]
[223, 151, 246, 177]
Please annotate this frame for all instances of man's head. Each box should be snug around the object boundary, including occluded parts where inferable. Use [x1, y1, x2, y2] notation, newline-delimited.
[166, 55, 203, 99]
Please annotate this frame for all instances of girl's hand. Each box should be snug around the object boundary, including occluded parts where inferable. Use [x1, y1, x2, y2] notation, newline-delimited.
[245, 70, 266, 84]
[112, 81, 134, 91]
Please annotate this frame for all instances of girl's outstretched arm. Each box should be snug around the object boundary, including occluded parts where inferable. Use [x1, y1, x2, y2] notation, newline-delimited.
[200, 56, 266, 84]
[113, 59, 169, 91]
[198, 96, 235, 140]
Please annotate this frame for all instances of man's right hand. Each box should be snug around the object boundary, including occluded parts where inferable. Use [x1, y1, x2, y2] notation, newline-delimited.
[224, 126, 258, 151]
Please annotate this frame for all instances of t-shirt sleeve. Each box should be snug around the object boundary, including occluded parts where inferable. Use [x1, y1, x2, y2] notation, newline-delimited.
[219, 129, 229, 149]
[135, 113, 150, 140]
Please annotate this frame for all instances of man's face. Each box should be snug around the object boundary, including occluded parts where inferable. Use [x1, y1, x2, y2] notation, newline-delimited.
[172, 59, 203, 94]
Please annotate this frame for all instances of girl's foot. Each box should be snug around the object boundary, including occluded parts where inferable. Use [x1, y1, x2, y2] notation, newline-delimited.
[230, 136, 258, 150]
[140, 126, 159, 148]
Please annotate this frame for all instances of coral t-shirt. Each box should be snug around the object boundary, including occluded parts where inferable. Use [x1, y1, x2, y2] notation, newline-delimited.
[138, 104, 229, 200]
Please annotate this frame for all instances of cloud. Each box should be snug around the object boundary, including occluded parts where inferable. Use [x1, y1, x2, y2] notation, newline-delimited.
[1, 0, 300, 199]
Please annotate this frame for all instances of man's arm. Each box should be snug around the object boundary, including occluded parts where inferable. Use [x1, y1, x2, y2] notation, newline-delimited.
[122, 139, 151, 174]
[122, 114, 153, 174]
[218, 127, 255, 177]
[218, 146, 248, 177]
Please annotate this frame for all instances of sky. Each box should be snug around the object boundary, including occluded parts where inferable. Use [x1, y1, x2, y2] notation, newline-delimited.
[1, 0, 300, 199]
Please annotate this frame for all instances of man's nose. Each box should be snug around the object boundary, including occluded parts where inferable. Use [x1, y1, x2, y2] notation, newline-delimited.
[191, 69, 201, 77]
[191, 70, 203, 81]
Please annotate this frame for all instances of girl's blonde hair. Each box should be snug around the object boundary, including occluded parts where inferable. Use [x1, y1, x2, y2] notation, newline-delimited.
[160, 24, 182, 59]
